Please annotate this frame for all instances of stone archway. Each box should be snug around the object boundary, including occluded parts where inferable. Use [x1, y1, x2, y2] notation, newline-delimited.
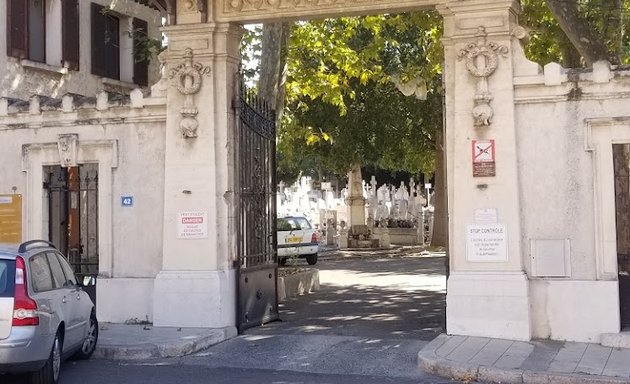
[153, 0, 532, 341]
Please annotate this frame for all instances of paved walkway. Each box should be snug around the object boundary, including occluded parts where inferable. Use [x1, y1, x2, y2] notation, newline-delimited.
[419, 334, 630, 383]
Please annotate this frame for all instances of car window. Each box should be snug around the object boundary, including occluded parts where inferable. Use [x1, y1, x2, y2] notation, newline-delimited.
[277, 218, 292, 231]
[56, 253, 77, 287]
[277, 217, 312, 231]
[46, 253, 68, 289]
[294, 217, 312, 230]
[0, 259, 15, 298]
[29, 254, 54, 293]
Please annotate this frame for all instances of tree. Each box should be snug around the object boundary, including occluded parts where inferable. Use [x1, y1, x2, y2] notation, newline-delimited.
[272, 12, 449, 246]
[521, 0, 630, 66]
[277, 13, 443, 177]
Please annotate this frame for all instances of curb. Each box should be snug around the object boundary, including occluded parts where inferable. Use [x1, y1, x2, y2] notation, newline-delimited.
[278, 269, 319, 302]
[418, 335, 630, 384]
[94, 326, 237, 360]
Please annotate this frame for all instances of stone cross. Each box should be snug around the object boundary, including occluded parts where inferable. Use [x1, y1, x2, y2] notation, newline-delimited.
[370, 176, 378, 220]
[408, 178, 417, 221]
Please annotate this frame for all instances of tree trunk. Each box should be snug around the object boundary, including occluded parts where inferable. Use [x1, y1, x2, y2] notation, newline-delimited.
[258, 22, 291, 125]
[431, 128, 448, 249]
[558, 35, 582, 68]
[546, 0, 615, 65]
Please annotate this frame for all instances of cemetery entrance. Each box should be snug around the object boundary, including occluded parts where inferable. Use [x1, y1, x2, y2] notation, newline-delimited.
[226, 0, 453, 336]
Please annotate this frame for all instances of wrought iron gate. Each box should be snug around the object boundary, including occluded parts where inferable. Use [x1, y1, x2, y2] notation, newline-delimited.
[235, 83, 279, 332]
[43, 164, 99, 304]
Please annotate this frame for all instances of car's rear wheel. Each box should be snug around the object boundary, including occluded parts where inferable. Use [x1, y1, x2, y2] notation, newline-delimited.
[32, 331, 62, 384]
[73, 312, 98, 360]
[306, 254, 318, 265]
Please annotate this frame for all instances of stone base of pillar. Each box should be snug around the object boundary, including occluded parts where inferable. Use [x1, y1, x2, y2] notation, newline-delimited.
[530, 280, 619, 343]
[446, 272, 531, 341]
[97, 277, 154, 324]
[153, 269, 237, 328]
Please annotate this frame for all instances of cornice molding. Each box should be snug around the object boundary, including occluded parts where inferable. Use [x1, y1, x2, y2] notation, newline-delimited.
[215, 0, 437, 23]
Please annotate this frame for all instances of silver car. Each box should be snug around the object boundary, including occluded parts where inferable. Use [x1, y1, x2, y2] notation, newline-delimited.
[0, 241, 98, 384]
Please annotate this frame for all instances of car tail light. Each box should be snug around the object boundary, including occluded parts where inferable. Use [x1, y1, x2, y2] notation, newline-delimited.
[311, 232, 318, 244]
[13, 256, 39, 326]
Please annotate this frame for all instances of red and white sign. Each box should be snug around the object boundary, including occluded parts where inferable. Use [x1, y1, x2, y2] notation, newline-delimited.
[472, 139, 496, 177]
[472, 139, 495, 163]
[177, 211, 208, 239]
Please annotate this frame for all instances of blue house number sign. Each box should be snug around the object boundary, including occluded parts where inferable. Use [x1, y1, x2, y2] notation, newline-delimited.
[121, 196, 134, 207]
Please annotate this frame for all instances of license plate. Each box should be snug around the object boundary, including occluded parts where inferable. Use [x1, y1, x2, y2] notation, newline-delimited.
[286, 236, 302, 243]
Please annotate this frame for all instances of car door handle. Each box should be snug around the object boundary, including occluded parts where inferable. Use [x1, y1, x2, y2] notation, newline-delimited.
[62, 297, 67, 304]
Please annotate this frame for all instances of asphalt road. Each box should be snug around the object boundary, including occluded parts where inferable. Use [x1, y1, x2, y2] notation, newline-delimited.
[4, 249, 453, 384]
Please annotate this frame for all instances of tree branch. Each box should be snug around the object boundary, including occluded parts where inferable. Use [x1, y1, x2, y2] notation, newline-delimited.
[545, 0, 615, 65]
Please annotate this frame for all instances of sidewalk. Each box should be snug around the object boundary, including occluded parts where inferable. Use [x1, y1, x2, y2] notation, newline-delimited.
[419, 334, 630, 383]
[93, 323, 236, 360]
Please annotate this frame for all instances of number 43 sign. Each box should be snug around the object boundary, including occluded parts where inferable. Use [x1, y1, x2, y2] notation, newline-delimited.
[472, 139, 496, 177]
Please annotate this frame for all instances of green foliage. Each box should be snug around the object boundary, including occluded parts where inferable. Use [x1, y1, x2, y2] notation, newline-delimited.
[99, 6, 165, 64]
[286, 13, 442, 115]
[521, 0, 630, 65]
[277, 12, 444, 182]
[241, 25, 263, 84]
[130, 28, 165, 63]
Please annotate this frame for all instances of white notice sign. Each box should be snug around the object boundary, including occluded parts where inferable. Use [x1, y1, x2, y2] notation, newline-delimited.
[474, 208, 498, 224]
[177, 211, 208, 239]
[466, 224, 507, 262]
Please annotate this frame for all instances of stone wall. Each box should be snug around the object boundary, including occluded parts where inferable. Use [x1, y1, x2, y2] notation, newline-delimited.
[0, 90, 167, 323]
[514, 62, 630, 342]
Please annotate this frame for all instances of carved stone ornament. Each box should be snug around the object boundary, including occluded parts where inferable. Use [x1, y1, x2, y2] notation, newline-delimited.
[457, 27, 508, 128]
[178, 0, 204, 13]
[225, 0, 389, 13]
[57, 134, 79, 167]
[168, 48, 211, 138]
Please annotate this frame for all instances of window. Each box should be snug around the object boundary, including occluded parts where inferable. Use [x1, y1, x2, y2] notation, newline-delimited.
[91, 3, 120, 80]
[277, 217, 312, 231]
[56, 254, 77, 287]
[6, 0, 79, 69]
[132, 18, 149, 86]
[91, 3, 149, 85]
[0, 260, 15, 298]
[46, 252, 67, 288]
[29, 254, 54, 293]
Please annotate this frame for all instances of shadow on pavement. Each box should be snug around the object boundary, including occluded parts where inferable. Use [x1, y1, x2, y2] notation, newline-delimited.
[253, 254, 447, 340]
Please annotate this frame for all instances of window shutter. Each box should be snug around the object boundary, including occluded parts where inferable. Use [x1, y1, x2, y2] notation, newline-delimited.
[62, 0, 80, 70]
[132, 18, 149, 86]
[91, 3, 105, 77]
[6, 0, 28, 59]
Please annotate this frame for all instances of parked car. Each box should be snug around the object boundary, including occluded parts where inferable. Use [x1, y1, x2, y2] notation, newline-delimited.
[0, 241, 98, 384]
[277, 216, 319, 265]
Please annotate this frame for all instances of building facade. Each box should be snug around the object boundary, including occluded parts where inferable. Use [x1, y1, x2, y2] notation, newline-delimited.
[1, 0, 162, 99]
[1, 0, 629, 345]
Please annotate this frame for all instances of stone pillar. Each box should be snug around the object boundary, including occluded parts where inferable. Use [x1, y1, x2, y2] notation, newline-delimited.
[152, 11, 242, 329]
[345, 162, 366, 228]
[369, 176, 378, 224]
[438, 0, 531, 340]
